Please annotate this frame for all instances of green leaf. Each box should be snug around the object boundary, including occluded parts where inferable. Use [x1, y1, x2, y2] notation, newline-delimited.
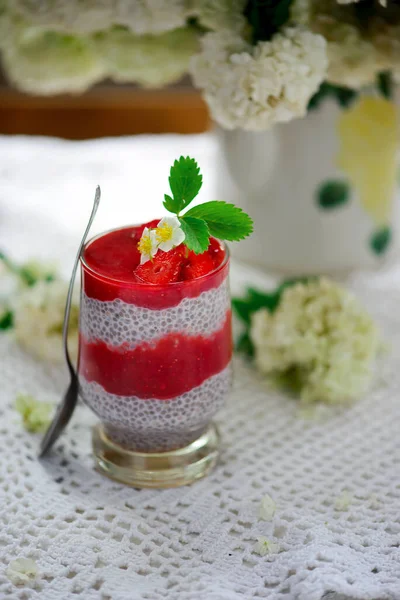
[317, 180, 350, 210]
[179, 216, 210, 254]
[244, 0, 292, 43]
[370, 226, 392, 256]
[308, 82, 357, 112]
[377, 71, 393, 100]
[184, 201, 253, 242]
[232, 298, 254, 325]
[163, 193, 176, 213]
[236, 331, 254, 358]
[168, 156, 202, 214]
[0, 310, 13, 331]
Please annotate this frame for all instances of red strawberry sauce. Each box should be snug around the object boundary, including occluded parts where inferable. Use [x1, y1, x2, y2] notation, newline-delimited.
[79, 224, 232, 400]
[82, 226, 228, 310]
[79, 313, 232, 399]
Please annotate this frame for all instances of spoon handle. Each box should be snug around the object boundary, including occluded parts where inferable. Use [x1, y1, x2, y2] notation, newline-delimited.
[63, 186, 101, 376]
[38, 186, 101, 458]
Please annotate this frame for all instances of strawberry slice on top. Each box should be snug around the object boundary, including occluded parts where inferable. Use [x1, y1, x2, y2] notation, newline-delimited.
[135, 246, 185, 284]
[182, 250, 215, 281]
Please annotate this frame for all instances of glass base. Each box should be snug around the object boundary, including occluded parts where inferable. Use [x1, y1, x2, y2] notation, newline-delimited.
[92, 423, 220, 488]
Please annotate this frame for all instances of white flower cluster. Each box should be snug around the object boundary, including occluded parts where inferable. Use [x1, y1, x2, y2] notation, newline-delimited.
[1, 22, 198, 94]
[2, 28, 105, 96]
[194, 0, 247, 33]
[292, 0, 397, 89]
[12, 0, 191, 35]
[95, 26, 198, 88]
[13, 280, 79, 364]
[15, 394, 53, 433]
[191, 27, 327, 130]
[250, 278, 379, 405]
[0, 0, 199, 94]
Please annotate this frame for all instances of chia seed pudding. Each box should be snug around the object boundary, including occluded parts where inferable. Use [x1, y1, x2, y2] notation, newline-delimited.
[78, 224, 232, 453]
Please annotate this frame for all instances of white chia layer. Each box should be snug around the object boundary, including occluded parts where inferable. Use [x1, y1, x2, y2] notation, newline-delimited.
[80, 364, 232, 452]
[80, 277, 230, 348]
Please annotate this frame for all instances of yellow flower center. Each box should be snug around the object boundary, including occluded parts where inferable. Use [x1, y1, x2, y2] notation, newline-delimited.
[156, 223, 173, 243]
[138, 234, 153, 256]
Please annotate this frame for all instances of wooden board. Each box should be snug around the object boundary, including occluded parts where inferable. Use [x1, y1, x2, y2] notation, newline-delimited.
[0, 86, 211, 138]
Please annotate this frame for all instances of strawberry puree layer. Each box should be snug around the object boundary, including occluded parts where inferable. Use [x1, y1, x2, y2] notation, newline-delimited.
[82, 226, 228, 310]
[79, 312, 232, 399]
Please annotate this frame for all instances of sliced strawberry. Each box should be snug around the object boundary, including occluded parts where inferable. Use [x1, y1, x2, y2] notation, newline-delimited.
[208, 237, 225, 268]
[182, 250, 215, 281]
[135, 246, 185, 284]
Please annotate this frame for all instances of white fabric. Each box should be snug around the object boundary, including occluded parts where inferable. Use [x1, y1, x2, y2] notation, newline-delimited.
[1, 134, 400, 600]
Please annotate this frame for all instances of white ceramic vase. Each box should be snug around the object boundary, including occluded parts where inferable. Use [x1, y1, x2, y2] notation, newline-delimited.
[216, 97, 400, 275]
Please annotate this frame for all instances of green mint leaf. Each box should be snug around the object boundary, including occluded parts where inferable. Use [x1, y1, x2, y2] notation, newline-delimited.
[0, 309, 14, 331]
[169, 156, 202, 213]
[163, 193, 176, 213]
[184, 201, 253, 242]
[179, 216, 210, 254]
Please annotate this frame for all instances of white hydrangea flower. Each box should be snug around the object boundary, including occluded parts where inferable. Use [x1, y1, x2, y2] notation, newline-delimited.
[254, 537, 279, 556]
[7, 558, 38, 586]
[191, 27, 327, 131]
[258, 494, 277, 522]
[194, 0, 247, 33]
[291, 0, 395, 89]
[250, 278, 379, 405]
[12, 0, 190, 35]
[13, 280, 79, 364]
[15, 394, 53, 433]
[2, 24, 105, 95]
[325, 24, 384, 89]
[138, 227, 159, 264]
[155, 216, 185, 252]
[95, 26, 199, 87]
[13, 0, 114, 34]
[114, 0, 191, 36]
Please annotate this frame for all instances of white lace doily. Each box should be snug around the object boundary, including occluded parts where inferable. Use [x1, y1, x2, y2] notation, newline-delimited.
[1, 135, 400, 600]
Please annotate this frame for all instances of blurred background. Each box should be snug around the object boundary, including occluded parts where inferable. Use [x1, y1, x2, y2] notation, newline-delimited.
[0, 69, 210, 138]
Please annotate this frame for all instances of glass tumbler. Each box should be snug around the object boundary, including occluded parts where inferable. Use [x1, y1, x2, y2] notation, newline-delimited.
[78, 228, 232, 488]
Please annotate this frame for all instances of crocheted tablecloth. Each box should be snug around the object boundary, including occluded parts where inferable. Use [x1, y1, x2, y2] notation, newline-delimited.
[0, 134, 400, 600]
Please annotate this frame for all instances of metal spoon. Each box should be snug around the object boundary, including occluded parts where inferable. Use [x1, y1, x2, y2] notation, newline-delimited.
[39, 186, 101, 457]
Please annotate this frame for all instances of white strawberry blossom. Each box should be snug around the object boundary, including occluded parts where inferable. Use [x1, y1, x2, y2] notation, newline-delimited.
[138, 227, 159, 264]
[155, 216, 185, 252]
